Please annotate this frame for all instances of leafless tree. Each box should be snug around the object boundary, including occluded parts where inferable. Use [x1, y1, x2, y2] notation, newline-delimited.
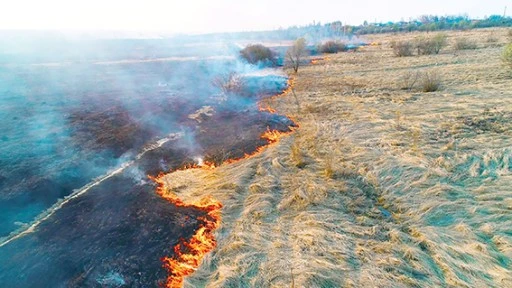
[212, 72, 245, 95]
[286, 38, 308, 73]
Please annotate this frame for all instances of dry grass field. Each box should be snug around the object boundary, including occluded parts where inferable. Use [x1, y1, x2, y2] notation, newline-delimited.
[160, 28, 512, 287]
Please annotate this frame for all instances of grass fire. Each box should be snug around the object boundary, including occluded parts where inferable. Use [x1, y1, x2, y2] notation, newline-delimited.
[1, 3, 512, 288]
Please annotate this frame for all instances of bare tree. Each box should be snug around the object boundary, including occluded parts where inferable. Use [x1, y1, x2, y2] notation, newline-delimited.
[286, 38, 308, 73]
[212, 72, 245, 95]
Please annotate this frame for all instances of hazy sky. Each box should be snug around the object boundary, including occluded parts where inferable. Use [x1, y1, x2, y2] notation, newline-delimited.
[0, 0, 510, 33]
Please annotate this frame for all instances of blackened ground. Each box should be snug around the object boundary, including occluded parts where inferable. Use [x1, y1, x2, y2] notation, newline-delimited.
[197, 109, 296, 164]
[0, 145, 204, 287]
[0, 104, 295, 287]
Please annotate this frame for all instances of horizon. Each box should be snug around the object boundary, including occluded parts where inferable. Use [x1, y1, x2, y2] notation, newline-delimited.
[0, 0, 510, 35]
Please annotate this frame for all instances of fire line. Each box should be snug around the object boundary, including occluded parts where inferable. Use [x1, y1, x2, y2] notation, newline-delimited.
[150, 75, 298, 287]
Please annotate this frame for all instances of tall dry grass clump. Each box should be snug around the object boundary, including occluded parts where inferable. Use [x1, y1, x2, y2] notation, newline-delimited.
[399, 71, 419, 90]
[454, 37, 478, 50]
[290, 140, 307, 168]
[318, 40, 347, 54]
[390, 40, 413, 57]
[419, 70, 441, 92]
[486, 34, 498, 44]
[502, 43, 512, 69]
[416, 33, 448, 55]
[400, 70, 440, 92]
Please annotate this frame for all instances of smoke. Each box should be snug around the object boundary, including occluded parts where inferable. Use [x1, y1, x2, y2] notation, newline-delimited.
[0, 29, 296, 286]
[0, 30, 291, 237]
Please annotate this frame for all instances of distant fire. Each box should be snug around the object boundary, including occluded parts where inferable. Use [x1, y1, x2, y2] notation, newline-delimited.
[151, 75, 297, 287]
[258, 103, 277, 114]
[310, 57, 326, 65]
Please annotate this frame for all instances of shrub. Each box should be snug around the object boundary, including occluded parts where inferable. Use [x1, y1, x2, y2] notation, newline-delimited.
[240, 44, 276, 66]
[391, 40, 413, 57]
[400, 71, 419, 90]
[487, 34, 498, 43]
[287, 38, 308, 73]
[212, 72, 246, 94]
[419, 71, 441, 92]
[318, 40, 347, 53]
[502, 43, 512, 68]
[454, 37, 478, 50]
[416, 33, 448, 55]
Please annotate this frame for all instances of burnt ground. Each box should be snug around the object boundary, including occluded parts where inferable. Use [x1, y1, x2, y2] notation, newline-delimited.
[0, 81, 295, 287]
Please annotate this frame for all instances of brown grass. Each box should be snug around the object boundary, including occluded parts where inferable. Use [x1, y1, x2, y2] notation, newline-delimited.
[419, 70, 441, 92]
[454, 37, 478, 50]
[161, 28, 512, 287]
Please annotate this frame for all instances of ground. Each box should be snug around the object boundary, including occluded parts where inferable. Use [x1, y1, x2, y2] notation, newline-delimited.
[162, 28, 512, 287]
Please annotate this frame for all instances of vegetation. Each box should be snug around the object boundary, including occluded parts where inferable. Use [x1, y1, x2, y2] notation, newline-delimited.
[240, 44, 276, 66]
[486, 34, 498, 43]
[390, 40, 413, 57]
[286, 38, 308, 73]
[318, 41, 346, 53]
[212, 72, 246, 94]
[454, 37, 478, 50]
[502, 43, 512, 68]
[221, 15, 512, 43]
[415, 33, 448, 55]
[177, 28, 512, 288]
[400, 71, 419, 90]
[419, 70, 441, 92]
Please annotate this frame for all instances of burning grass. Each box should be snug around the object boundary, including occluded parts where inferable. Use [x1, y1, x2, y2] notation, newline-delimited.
[150, 78, 297, 287]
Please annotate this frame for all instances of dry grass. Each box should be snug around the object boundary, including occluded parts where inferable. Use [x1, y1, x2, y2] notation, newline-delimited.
[454, 37, 478, 50]
[419, 70, 441, 92]
[162, 28, 512, 287]
[391, 40, 414, 57]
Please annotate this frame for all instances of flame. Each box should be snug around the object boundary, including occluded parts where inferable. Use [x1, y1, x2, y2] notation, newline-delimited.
[149, 172, 222, 288]
[150, 75, 298, 287]
[261, 128, 287, 143]
[310, 58, 322, 64]
[258, 103, 277, 114]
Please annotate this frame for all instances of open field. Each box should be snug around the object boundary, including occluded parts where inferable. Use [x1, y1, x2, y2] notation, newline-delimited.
[160, 28, 512, 287]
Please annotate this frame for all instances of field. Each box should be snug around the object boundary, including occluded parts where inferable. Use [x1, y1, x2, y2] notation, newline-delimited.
[160, 28, 512, 287]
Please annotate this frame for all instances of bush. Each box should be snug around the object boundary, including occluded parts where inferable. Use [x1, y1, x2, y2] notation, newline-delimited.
[240, 44, 276, 66]
[318, 40, 347, 53]
[502, 43, 512, 68]
[212, 72, 246, 94]
[419, 71, 441, 92]
[390, 40, 413, 57]
[487, 33, 498, 43]
[416, 33, 448, 55]
[400, 71, 419, 90]
[454, 37, 478, 50]
[287, 38, 308, 73]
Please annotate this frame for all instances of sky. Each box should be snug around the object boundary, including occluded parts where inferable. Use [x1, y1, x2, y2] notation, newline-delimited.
[0, 0, 510, 34]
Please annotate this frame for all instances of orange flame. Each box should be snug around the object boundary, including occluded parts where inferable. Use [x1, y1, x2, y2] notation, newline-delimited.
[258, 103, 277, 114]
[151, 75, 298, 287]
[149, 171, 222, 288]
[261, 128, 287, 143]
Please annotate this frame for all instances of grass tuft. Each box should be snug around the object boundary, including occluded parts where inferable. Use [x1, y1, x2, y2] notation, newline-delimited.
[419, 70, 441, 92]
[390, 40, 413, 57]
[454, 37, 478, 50]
